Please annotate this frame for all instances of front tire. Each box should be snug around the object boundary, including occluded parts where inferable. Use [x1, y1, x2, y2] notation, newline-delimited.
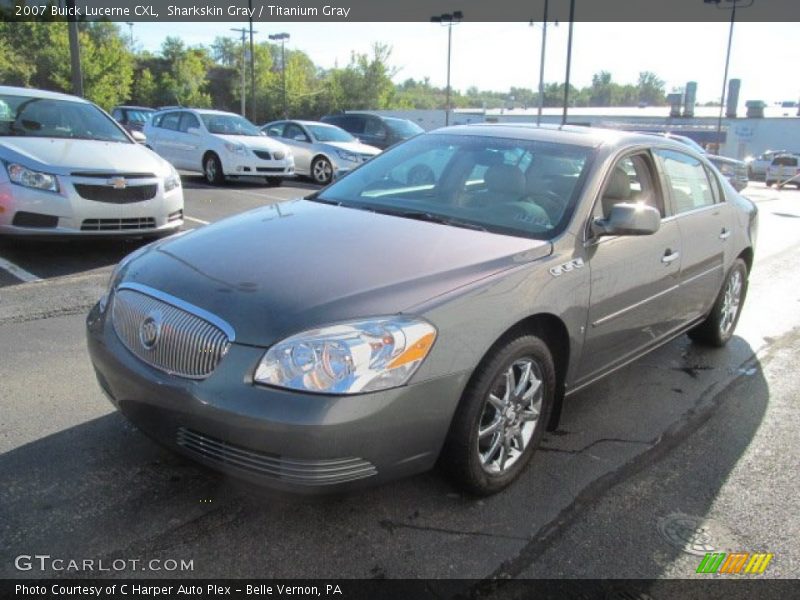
[311, 156, 333, 185]
[203, 153, 224, 186]
[440, 334, 555, 496]
[688, 258, 748, 347]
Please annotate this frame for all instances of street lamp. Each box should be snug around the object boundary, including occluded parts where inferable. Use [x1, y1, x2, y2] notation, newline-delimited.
[231, 28, 248, 117]
[431, 11, 463, 126]
[562, 0, 576, 126]
[269, 33, 291, 119]
[704, 0, 752, 154]
[530, 1, 558, 125]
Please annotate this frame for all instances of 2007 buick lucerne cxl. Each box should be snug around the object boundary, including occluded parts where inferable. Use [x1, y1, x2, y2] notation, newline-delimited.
[86, 124, 757, 495]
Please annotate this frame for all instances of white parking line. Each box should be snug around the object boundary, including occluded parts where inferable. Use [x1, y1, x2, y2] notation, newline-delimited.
[184, 216, 211, 225]
[0, 256, 42, 283]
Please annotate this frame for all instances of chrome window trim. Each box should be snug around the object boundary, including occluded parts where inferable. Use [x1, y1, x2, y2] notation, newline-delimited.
[116, 281, 236, 342]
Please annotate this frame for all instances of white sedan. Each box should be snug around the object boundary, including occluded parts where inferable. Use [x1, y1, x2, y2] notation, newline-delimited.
[262, 120, 381, 185]
[144, 109, 294, 186]
[0, 86, 183, 237]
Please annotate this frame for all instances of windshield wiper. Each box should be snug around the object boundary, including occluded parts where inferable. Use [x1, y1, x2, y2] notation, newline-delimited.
[369, 207, 488, 232]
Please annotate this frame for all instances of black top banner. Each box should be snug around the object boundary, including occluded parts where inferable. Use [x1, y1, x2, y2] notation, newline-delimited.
[1, 0, 799, 22]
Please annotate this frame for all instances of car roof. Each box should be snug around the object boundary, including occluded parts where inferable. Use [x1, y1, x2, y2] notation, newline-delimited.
[0, 85, 90, 104]
[431, 123, 677, 150]
[114, 105, 154, 111]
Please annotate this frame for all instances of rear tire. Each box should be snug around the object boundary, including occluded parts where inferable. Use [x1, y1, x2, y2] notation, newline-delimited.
[203, 153, 224, 186]
[688, 258, 748, 347]
[440, 334, 555, 496]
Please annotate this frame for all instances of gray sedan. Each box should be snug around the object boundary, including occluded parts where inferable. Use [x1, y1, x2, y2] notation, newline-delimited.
[262, 120, 381, 185]
[86, 125, 757, 496]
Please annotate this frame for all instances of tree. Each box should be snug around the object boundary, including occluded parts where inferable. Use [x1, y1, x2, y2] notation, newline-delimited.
[637, 71, 666, 105]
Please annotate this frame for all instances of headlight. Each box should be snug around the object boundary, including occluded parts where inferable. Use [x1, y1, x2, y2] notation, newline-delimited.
[224, 142, 247, 155]
[253, 317, 437, 394]
[5, 163, 59, 193]
[164, 165, 181, 192]
[335, 149, 359, 163]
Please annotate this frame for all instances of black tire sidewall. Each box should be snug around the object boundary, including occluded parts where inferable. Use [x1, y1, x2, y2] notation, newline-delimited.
[204, 154, 223, 186]
[445, 335, 555, 495]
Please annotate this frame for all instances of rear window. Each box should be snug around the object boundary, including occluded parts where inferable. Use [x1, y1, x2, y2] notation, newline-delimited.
[772, 156, 798, 167]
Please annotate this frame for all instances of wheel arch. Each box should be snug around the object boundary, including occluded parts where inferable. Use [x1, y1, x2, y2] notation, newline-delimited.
[738, 246, 754, 274]
[472, 313, 571, 432]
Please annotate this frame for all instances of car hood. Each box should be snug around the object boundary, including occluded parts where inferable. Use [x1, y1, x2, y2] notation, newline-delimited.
[214, 134, 289, 153]
[323, 140, 381, 155]
[0, 138, 170, 175]
[120, 199, 552, 346]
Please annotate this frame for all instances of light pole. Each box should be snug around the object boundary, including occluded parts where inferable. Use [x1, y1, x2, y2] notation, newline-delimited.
[125, 22, 134, 48]
[431, 11, 463, 127]
[705, 0, 751, 153]
[248, 0, 256, 122]
[65, 0, 83, 96]
[562, 0, 575, 126]
[231, 28, 248, 117]
[269, 33, 290, 119]
[530, 1, 558, 126]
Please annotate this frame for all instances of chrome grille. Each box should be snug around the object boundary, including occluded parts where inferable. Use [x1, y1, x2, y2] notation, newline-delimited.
[111, 285, 232, 379]
[177, 428, 377, 485]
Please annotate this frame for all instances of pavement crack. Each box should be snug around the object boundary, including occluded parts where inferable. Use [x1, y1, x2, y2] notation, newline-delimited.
[539, 437, 653, 455]
[378, 519, 529, 542]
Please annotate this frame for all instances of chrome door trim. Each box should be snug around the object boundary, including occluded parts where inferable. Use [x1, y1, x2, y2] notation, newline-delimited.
[591, 284, 680, 328]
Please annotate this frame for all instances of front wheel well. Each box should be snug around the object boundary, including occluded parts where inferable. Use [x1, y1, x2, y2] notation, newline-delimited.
[481, 314, 571, 431]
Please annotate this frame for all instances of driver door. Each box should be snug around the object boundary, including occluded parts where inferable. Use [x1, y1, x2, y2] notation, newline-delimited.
[576, 151, 683, 385]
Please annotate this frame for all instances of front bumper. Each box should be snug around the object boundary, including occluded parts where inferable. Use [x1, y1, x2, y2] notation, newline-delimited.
[0, 179, 184, 237]
[86, 301, 468, 494]
[220, 152, 295, 178]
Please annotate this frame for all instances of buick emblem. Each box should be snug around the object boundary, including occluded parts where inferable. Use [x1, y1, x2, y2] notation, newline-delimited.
[139, 311, 162, 350]
[108, 176, 127, 189]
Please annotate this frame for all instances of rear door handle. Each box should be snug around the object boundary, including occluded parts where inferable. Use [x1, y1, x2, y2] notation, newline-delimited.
[719, 228, 731, 240]
[662, 250, 680, 265]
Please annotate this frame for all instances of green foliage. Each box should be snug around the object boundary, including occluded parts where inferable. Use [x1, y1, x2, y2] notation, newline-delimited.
[1, 23, 670, 121]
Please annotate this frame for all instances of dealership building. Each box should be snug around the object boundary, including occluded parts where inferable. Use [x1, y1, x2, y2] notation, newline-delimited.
[364, 91, 800, 161]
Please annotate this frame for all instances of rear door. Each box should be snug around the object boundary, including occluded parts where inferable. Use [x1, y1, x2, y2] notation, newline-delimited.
[150, 111, 181, 163]
[577, 151, 683, 383]
[173, 111, 203, 170]
[655, 148, 731, 323]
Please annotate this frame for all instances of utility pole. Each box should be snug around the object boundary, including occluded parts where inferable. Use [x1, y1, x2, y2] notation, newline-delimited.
[530, 0, 557, 126]
[65, 0, 83, 96]
[231, 28, 248, 117]
[125, 22, 134, 48]
[248, 1, 257, 122]
[562, 0, 575, 126]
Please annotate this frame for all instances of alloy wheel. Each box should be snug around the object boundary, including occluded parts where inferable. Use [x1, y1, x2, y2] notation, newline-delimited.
[313, 159, 333, 184]
[719, 269, 743, 337]
[477, 358, 544, 474]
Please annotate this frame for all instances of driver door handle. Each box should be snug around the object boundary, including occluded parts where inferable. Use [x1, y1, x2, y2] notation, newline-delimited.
[662, 250, 680, 265]
[719, 228, 731, 240]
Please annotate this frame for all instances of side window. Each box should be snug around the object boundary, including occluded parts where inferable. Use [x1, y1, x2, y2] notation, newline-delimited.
[160, 112, 181, 131]
[151, 114, 163, 127]
[704, 165, 724, 204]
[111, 108, 123, 120]
[265, 122, 285, 137]
[284, 123, 308, 141]
[343, 116, 366, 135]
[597, 153, 663, 220]
[178, 112, 200, 133]
[655, 149, 715, 214]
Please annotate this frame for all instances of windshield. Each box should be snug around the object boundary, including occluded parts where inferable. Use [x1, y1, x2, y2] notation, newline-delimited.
[0, 94, 130, 142]
[316, 133, 593, 240]
[385, 118, 424, 138]
[307, 124, 355, 143]
[200, 113, 261, 136]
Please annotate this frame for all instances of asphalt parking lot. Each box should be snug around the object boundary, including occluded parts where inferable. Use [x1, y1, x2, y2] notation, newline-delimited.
[1, 181, 799, 583]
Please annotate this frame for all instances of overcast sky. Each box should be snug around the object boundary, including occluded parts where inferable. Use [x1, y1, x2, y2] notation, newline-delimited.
[130, 21, 799, 106]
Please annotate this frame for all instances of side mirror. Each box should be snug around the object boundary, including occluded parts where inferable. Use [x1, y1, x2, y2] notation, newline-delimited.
[593, 203, 661, 237]
[130, 130, 146, 144]
[186, 127, 201, 136]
